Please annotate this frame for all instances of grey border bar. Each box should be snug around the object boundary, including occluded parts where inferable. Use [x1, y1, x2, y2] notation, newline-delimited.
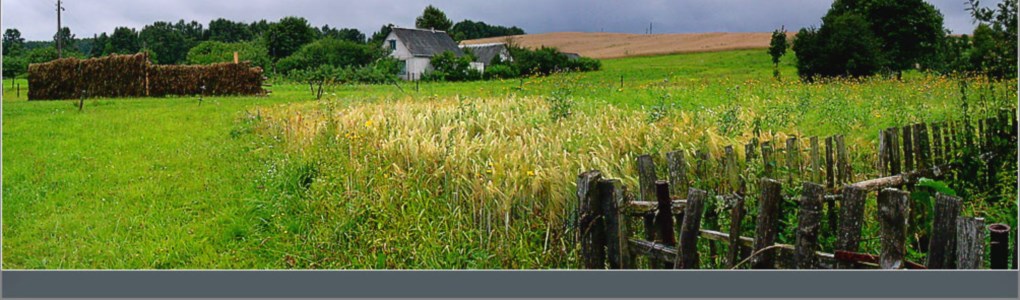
[2, 270, 1017, 298]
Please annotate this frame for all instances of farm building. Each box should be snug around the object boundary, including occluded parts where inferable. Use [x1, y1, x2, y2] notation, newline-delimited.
[460, 43, 512, 73]
[383, 27, 464, 80]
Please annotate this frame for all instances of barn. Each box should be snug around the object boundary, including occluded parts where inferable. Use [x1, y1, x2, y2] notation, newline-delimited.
[382, 27, 464, 81]
[460, 43, 512, 73]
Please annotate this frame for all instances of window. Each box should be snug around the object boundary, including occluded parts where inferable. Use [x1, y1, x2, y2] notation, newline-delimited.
[399, 60, 407, 75]
[389, 40, 397, 51]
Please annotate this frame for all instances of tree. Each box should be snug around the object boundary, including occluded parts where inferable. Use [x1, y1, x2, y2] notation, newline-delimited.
[54, 27, 76, 52]
[415, 5, 453, 31]
[3, 28, 25, 56]
[265, 16, 317, 60]
[2, 54, 26, 78]
[108, 27, 140, 54]
[91, 32, 110, 57]
[250, 20, 271, 38]
[276, 38, 384, 74]
[966, 0, 1017, 78]
[140, 21, 188, 64]
[209, 18, 253, 43]
[369, 24, 395, 45]
[793, 14, 887, 81]
[768, 27, 788, 80]
[826, 0, 945, 75]
[320, 25, 365, 43]
[449, 20, 525, 41]
[187, 40, 271, 70]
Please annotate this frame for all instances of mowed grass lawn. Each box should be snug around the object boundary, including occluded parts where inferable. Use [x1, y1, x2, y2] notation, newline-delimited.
[3, 49, 1016, 269]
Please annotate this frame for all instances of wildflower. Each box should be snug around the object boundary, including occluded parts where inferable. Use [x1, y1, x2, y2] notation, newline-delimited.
[527, 171, 536, 176]
[365, 120, 373, 128]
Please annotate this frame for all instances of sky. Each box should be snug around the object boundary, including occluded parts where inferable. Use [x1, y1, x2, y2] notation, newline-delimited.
[1, 0, 995, 41]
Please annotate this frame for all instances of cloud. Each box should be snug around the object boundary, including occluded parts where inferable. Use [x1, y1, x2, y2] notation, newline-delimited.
[1, 0, 991, 40]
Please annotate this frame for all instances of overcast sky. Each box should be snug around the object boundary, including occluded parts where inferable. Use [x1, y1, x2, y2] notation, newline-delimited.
[1, 0, 994, 41]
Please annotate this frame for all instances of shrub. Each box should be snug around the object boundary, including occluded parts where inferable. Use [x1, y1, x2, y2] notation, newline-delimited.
[484, 64, 518, 79]
[187, 40, 271, 71]
[570, 57, 601, 72]
[426, 51, 480, 82]
[277, 38, 385, 74]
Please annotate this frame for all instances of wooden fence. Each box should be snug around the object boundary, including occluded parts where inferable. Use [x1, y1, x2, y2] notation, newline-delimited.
[577, 111, 1017, 269]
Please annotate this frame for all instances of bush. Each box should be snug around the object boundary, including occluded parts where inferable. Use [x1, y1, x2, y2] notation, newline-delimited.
[187, 40, 271, 71]
[426, 51, 480, 82]
[570, 57, 601, 72]
[484, 64, 518, 79]
[277, 38, 385, 74]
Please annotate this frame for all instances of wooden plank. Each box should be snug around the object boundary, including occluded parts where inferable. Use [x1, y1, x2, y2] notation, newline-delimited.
[726, 190, 746, 268]
[825, 137, 835, 190]
[914, 123, 930, 170]
[600, 179, 632, 269]
[888, 128, 901, 176]
[576, 170, 605, 269]
[752, 178, 782, 269]
[988, 223, 1011, 269]
[653, 181, 676, 269]
[795, 182, 825, 269]
[698, 229, 839, 269]
[676, 188, 707, 269]
[927, 193, 961, 269]
[636, 155, 657, 202]
[629, 239, 676, 263]
[724, 146, 740, 193]
[810, 137, 822, 183]
[878, 188, 909, 269]
[786, 136, 800, 181]
[761, 141, 774, 178]
[666, 150, 690, 199]
[878, 129, 888, 176]
[836, 185, 867, 269]
[932, 123, 944, 164]
[956, 217, 985, 269]
[850, 162, 956, 191]
[625, 200, 686, 215]
[836, 135, 851, 185]
[902, 125, 914, 172]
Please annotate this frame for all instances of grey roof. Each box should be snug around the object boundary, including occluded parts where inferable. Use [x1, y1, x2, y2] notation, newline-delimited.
[462, 43, 507, 64]
[563, 52, 582, 60]
[392, 28, 463, 57]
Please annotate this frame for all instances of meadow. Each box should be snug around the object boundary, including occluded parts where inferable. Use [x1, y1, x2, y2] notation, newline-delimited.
[2, 49, 1016, 268]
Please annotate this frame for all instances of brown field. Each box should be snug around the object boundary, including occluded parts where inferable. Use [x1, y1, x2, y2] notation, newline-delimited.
[462, 31, 795, 59]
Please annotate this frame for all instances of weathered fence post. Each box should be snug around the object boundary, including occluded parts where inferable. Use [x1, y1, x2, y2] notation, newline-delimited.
[654, 181, 676, 269]
[836, 185, 866, 269]
[932, 123, 944, 163]
[810, 137, 822, 183]
[902, 126, 914, 172]
[727, 189, 746, 268]
[676, 188, 707, 269]
[752, 179, 782, 269]
[956, 217, 985, 269]
[988, 224, 1011, 269]
[636, 154, 659, 268]
[888, 128, 901, 176]
[878, 130, 888, 176]
[761, 141, 774, 178]
[786, 136, 801, 182]
[577, 171, 606, 269]
[795, 182, 824, 269]
[836, 135, 851, 184]
[600, 179, 632, 269]
[666, 151, 689, 199]
[878, 188, 909, 269]
[914, 123, 931, 170]
[927, 193, 961, 269]
[825, 137, 835, 190]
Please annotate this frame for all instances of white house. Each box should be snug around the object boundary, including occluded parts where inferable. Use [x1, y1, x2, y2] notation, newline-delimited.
[459, 43, 513, 73]
[383, 27, 464, 80]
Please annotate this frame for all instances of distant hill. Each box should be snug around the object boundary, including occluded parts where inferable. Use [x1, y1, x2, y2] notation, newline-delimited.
[462, 32, 794, 59]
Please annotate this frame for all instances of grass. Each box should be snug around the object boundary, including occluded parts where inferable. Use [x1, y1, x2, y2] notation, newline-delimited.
[2, 49, 1016, 269]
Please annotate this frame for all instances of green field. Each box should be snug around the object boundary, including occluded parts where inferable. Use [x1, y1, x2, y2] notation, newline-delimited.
[3, 49, 1016, 269]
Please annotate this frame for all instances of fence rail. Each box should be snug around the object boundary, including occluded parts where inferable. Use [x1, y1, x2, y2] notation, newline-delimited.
[577, 111, 1017, 270]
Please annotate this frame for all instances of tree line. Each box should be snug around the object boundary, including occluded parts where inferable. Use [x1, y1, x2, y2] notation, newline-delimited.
[769, 0, 1017, 81]
[1, 5, 527, 79]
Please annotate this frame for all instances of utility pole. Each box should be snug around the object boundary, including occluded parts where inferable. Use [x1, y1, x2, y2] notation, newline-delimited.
[56, 0, 64, 58]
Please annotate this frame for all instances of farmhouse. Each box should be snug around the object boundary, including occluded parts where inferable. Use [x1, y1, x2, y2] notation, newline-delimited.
[383, 27, 464, 80]
[460, 43, 512, 73]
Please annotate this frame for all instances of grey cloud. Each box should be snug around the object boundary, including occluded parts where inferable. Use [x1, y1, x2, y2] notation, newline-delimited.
[1, 0, 994, 41]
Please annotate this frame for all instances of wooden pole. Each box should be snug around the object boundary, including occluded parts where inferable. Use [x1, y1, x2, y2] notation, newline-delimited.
[888, 128, 901, 176]
[836, 185, 866, 269]
[836, 135, 850, 184]
[576, 170, 606, 269]
[988, 223, 1011, 269]
[902, 126, 914, 173]
[761, 141, 774, 178]
[927, 193, 961, 269]
[810, 137, 821, 183]
[654, 181, 676, 269]
[726, 188, 746, 268]
[636, 155, 657, 202]
[675, 188, 706, 269]
[666, 151, 689, 199]
[795, 182, 824, 269]
[956, 217, 985, 269]
[878, 188, 909, 269]
[825, 137, 835, 190]
[600, 179, 632, 269]
[752, 179, 782, 269]
[786, 136, 800, 182]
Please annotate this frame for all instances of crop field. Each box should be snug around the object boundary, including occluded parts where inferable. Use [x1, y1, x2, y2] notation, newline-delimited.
[2, 49, 1016, 269]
